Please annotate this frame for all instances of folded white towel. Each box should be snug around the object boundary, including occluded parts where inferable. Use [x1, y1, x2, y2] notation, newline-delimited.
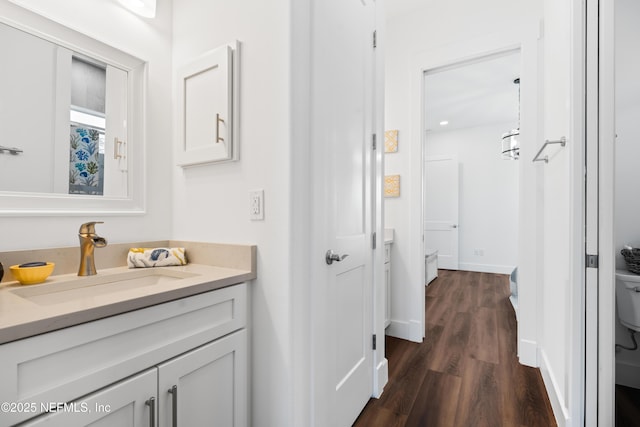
[127, 247, 187, 268]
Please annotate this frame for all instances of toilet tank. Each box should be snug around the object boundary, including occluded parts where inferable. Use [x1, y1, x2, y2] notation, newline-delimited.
[616, 269, 640, 331]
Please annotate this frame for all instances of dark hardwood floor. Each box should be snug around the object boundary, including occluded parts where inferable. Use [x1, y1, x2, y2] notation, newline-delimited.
[617, 384, 640, 427]
[354, 270, 557, 427]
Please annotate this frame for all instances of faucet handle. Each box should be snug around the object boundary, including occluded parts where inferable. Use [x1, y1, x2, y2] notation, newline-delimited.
[79, 221, 104, 235]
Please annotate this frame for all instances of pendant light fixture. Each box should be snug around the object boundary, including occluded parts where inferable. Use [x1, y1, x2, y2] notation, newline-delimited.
[501, 78, 520, 160]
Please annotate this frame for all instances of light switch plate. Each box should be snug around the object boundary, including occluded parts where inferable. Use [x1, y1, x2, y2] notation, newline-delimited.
[249, 189, 264, 220]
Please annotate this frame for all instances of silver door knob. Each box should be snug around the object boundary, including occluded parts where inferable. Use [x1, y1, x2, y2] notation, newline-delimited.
[452, 224, 458, 229]
[326, 250, 349, 265]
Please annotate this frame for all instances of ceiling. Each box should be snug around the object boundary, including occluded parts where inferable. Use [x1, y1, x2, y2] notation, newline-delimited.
[384, 1, 521, 133]
[424, 51, 521, 132]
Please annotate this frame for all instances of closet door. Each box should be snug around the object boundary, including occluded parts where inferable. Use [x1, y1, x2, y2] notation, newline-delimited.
[424, 156, 459, 270]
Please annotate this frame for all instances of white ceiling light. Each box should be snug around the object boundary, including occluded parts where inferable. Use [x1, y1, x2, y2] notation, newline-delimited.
[439, 120, 449, 126]
[501, 129, 520, 160]
[119, 0, 156, 18]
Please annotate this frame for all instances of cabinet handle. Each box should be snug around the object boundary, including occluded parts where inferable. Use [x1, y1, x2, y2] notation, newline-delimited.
[216, 113, 225, 143]
[168, 385, 178, 427]
[114, 137, 124, 159]
[145, 397, 155, 427]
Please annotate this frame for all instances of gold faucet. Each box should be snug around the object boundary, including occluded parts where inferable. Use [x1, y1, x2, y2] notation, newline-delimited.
[78, 221, 107, 276]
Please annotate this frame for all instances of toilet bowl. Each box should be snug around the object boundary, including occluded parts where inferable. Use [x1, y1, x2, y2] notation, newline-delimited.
[616, 269, 640, 331]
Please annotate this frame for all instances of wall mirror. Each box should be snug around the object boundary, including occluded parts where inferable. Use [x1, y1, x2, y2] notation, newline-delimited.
[0, 2, 146, 215]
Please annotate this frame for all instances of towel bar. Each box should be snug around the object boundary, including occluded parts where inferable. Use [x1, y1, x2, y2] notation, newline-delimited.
[532, 137, 566, 163]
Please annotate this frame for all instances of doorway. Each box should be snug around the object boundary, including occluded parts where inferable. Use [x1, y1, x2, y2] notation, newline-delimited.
[613, 0, 640, 422]
[422, 51, 521, 281]
[593, 0, 640, 424]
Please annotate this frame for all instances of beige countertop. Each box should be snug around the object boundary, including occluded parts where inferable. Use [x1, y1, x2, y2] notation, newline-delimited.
[0, 241, 256, 345]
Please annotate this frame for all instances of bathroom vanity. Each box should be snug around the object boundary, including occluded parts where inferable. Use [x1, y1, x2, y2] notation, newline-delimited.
[0, 242, 256, 427]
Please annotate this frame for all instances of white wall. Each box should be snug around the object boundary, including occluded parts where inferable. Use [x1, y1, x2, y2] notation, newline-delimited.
[385, 0, 542, 344]
[614, 0, 640, 384]
[425, 122, 519, 274]
[538, 0, 584, 425]
[0, 0, 174, 250]
[171, 1, 292, 426]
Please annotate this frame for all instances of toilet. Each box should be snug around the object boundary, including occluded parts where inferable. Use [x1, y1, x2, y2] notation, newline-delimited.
[616, 269, 640, 331]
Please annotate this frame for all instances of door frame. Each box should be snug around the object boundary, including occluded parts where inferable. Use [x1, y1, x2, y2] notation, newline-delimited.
[409, 25, 541, 347]
[584, 0, 615, 424]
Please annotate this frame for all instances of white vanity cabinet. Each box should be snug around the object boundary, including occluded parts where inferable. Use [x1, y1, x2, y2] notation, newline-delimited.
[0, 283, 248, 427]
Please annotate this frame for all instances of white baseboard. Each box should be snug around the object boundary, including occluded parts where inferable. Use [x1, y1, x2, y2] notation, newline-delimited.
[385, 319, 409, 340]
[409, 320, 423, 342]
[518, 338, 538, 367]
[374, 358, 388, 398]
[539, 349, 570, 427]
[458, 263, 515, 275]
[385, 319, 422, 343]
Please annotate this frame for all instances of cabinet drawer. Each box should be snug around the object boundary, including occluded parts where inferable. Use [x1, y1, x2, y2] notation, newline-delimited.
[0, 283, 246, 426]
[21, 369, 156, 427]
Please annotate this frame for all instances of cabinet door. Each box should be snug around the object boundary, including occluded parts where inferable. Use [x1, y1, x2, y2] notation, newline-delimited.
[176, 44, 236, 167]
[21, 369, 156, 427]
[158, 330, 247, 427]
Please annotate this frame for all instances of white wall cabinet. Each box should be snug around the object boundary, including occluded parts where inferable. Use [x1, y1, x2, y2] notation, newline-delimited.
[1, 283, 248, 427]
[176, 42, 240, 167]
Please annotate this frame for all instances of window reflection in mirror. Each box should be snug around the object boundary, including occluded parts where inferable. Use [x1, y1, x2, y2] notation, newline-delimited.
[0, 21, 129, 198]
[70, 57, 106, 196]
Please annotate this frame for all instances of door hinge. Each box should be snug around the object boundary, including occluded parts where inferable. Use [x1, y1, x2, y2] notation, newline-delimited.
[372, 232, 377, 250]
[372, 133, 377, 150]
[586, 254, 599, 268]
[372, 334, 377, 350]
[373, 30, 377, 48]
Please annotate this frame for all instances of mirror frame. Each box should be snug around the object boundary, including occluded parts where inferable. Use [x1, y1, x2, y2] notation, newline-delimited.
[0, 1, 146, 216]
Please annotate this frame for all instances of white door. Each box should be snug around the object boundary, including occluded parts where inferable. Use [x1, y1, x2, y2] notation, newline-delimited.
[424, 156, 459, 270]
[311, 0, 375, 425]
[157, 330, 247, 427]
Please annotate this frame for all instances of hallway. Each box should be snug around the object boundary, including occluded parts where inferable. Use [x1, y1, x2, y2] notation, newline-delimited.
[354, 270, 556, 427]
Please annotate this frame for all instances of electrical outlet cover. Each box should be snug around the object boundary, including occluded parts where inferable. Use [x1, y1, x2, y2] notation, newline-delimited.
[249, 190, 264, 220]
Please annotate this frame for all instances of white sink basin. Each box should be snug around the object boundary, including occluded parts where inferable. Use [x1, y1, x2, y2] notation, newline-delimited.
[10, 269, 199, 306]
